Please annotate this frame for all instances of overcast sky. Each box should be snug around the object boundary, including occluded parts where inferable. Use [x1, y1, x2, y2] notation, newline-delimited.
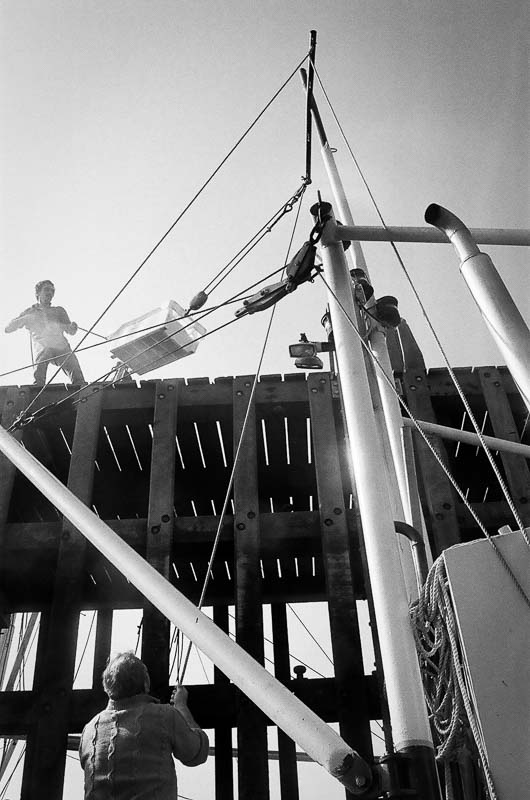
[1, 1, 528, 798]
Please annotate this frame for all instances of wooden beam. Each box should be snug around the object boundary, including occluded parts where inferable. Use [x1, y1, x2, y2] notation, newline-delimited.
[141, 380, 178, 701]
[477, 367, 530, 527]
[0, 674, 381, 737]
[271, 603, 299, 800]
[213, 605, 234, 800]
[308, 372, 373, 759]
[233, 376, 269, 800]
[21, 389, 102, 800]
[399, 321, 460, 554]
[91, 609, 113, 689]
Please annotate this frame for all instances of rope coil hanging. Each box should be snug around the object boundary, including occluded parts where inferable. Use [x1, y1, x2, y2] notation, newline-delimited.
[410, 557, 497, 800]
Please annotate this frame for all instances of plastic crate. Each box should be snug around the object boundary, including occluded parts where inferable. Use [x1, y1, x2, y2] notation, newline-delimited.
[108, 300, 207, 376]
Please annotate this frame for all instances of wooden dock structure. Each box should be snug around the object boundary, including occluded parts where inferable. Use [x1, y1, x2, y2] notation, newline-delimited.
[1, 322, 529, 799]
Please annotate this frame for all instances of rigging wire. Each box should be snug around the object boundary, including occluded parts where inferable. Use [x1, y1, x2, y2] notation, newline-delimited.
[177, 185, 308, 685]
[6, 181, 308, 428]
[313, 65, 530, 549]
[286, 604, 333, 665]
[73, 611, 97, 683]
[318, 271, 530, 610]
[19, 52, 311, 420]
[200, 181, 309, 298]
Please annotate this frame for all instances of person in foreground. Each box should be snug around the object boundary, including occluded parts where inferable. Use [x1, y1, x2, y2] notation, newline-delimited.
[79, 652, 209, 799]
[4, 279, 85, 385]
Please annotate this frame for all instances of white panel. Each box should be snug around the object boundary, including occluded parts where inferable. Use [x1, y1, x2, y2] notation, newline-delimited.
[443, 531, 530, 797]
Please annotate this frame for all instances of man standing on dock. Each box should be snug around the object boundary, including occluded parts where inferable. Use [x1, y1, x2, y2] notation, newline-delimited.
[4, 279, 85, 385]
[79, 652, 209, 799]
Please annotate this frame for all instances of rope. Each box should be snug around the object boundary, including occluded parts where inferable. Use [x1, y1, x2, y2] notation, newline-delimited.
[411, 557, 498, 800]
[313, 66, 530, 549]
[319, 272, 530, 610]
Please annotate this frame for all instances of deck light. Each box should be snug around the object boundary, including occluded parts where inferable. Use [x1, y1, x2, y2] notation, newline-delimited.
[289, 334, 333, 369]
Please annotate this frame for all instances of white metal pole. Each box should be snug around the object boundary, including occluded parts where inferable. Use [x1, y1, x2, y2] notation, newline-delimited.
[319, 141, 420, 593]
[425, 203, 530, 413]
[403, 417, 530, 458]
[332, 224, 530, 247]
[0, 424, 372, 793]
[316, 202, 435, 755]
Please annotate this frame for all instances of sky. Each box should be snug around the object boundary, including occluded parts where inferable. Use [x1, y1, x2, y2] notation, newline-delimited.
[0, 1, 528, 798]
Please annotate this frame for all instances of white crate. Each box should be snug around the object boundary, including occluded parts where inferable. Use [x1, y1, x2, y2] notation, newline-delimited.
[108, 300, 207, 376]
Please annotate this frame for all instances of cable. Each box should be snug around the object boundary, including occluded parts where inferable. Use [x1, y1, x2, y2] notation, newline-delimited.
[314, 67, 530, 549]
[319, 272, 530, 609]
[287, 605, 333, 665]
[73, 611, 97, 682]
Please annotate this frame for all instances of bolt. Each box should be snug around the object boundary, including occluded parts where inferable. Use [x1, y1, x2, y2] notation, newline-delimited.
[442, 502, 451, 510]
[247, 511, 256, 519]
[151, 524, 161, 534]
[158, 393, 165, 399]
[415, 375, 423, 382]
[354, 774, 368, 788]
[435, 513, 444, 521]
[494, 381, 500, 387]
[161, 514, 170, 523]
[168, 384, 174, 391]
[333, 507, 342, 515]
[319, 377, 326, 384]
[236, 522, 246, 530]
[484, 371, 490, 378]
[311, 387, 318, 393]
[294, 665, 306, 679]
[324, 518, 333, 526]
[236, 390, 243, 396]
[409, 385, 417, 391]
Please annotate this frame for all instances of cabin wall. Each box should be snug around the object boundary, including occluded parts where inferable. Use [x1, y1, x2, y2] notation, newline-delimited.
[0, 344, 528, 799]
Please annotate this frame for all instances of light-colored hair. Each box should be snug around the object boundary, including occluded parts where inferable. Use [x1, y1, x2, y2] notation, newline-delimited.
[102, 652, 150, 700]
[35, 280, 55, 297]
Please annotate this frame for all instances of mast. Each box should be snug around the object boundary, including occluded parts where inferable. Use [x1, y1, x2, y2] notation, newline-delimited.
[314, 199, 442, 798]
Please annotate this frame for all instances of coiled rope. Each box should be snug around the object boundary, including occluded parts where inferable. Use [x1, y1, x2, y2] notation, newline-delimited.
[411, 557, 498, 800]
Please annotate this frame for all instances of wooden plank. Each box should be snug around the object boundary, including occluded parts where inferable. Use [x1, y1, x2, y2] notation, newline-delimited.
[271, 603, 299, 800]
[233, 376, 269, 800]
[141, 380, 178, 701]
[307, 372, 373, 759]
[91, 609, 113, 689]
[21, 388, 102, 800]
[0, 387, 28, 527]
[477, 367, 530, 526]
[213, 605, 234, 800]
[399, 321, 460, 554]
[0, 674, 382, 737]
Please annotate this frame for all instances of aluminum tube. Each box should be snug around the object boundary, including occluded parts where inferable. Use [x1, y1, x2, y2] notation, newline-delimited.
[369, 329, 411, 521]
[318, 210, 434, 752]
[403, 417, 530, 458]
[425, 204, 530, 412]
[0, 425, 371, 792]
[330, 224, 530, 247]
[320, 143, 369, 273]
